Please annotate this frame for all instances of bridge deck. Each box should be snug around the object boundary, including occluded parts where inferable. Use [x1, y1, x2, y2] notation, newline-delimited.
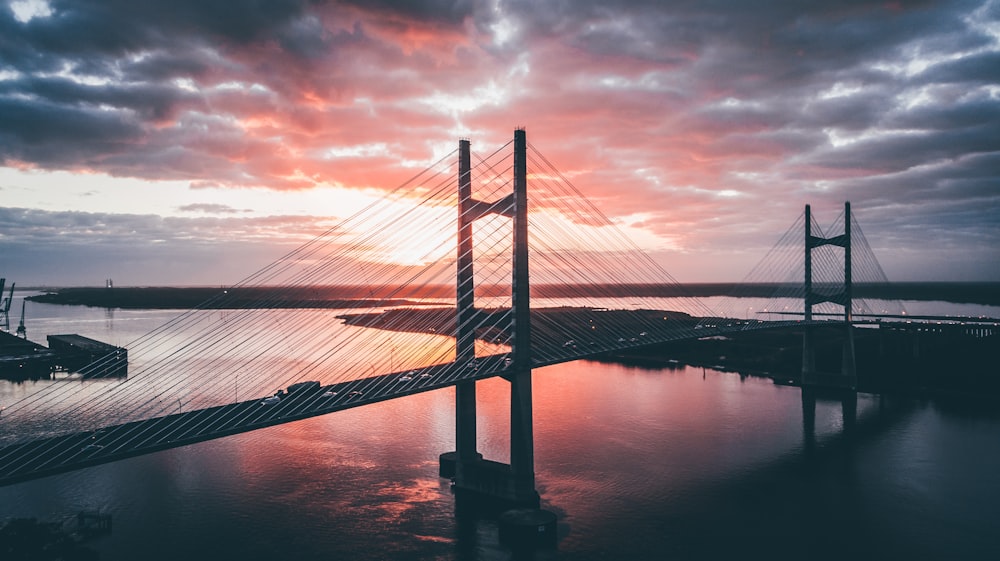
[0, 353, 519, 487]
[0, 319, 836, 487]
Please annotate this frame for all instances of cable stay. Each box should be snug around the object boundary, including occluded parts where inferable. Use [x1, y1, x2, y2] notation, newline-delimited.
[0, 136, 905, 486]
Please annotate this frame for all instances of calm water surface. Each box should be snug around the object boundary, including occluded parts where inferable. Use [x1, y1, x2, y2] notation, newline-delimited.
[1, 296, 999, 560]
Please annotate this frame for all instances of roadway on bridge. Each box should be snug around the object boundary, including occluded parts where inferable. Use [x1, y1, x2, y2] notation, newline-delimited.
[0, 319, 810, 486]
[0, 353, 519, 486]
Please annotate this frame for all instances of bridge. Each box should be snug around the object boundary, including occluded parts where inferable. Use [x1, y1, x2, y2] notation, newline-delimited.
[0, 130, 939, 505]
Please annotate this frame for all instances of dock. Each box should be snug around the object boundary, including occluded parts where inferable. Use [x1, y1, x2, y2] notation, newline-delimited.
[47, 334, 128, 377]
[0, 331, 127, 380]
[0, 330, 57, 379]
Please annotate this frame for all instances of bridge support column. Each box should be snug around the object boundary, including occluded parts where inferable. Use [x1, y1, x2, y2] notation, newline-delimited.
[841, 326, 857, 384]
[801, 386, 816, 455]
[841, 202, 857, 386]
[454, 138, 482, 481]
[802, 205, 817, 386]
[442, 139, 484, 478]
[508, 369, 537, 503]
[801, 328, 816, 385]
[505, 127, 539, 506]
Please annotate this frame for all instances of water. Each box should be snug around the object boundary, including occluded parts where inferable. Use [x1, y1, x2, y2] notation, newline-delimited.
[2, 296, 1000, 559]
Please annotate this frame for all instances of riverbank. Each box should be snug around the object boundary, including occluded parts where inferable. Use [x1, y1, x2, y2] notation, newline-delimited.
[24, 282, 1000, 308]
[610, 324, 1000, 396]
[26, 286, 426, 310]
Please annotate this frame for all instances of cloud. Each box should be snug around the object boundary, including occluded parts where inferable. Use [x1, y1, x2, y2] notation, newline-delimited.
[176, 203, 251, 214]
[0, 0, 997, 281]
[0, 206, 352, 250]
[0, 206, 350, 284]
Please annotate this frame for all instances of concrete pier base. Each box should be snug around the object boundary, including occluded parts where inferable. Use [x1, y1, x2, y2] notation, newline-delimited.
[439, 451, 483, 479]
[441, 454, 540, 508]
[498, 508, 557, 549]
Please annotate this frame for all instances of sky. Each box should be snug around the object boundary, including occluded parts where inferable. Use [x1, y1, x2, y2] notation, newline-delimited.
[1, 0, 998, 286]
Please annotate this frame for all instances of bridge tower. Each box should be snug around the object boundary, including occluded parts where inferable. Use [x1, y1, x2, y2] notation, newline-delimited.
[802, 202, 857, 388]
[440, 129, 539, 507]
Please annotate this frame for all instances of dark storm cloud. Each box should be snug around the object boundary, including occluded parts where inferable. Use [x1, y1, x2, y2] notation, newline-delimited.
[0, 0, 320, 58]
[0, 74, 200, 121]
[839, 151, 1000, 206]
[0, 95, 143, 165]
[0, 0, 328, 171]
[808, 121, 999, 173]
[497, 0, 969, 61]
[918, 49, 1000, 84]
[120, 50, 215, 82]
[342, 0, 477, 24]
[508, 0, 999, 259]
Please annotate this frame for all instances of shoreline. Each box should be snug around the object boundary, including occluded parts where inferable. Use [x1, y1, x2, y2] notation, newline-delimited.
[24, 282, 1000, 308]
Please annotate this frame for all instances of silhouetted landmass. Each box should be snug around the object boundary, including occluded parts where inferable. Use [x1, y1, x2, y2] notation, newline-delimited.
[528, 282, 1000, 305]
[339, 307, 999, 396]
[27, 286, 425, 309]
[341, 307, 999, 396]
[337, 307, 695, 344]
[25, 282, 1000, 308]
[614, 324, 1000, 396]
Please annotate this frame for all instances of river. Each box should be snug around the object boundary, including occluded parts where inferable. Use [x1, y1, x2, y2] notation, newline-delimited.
[1, 294, 999, 560]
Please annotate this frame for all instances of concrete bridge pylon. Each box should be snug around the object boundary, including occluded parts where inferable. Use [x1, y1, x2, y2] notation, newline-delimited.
[439, 129, 541, 509]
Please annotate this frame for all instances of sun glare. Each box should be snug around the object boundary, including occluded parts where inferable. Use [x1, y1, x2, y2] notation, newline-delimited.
[334, 197, 458, 268]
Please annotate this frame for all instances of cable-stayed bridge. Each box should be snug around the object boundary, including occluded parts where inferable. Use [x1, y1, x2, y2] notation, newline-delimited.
[0, 130, 917, 501]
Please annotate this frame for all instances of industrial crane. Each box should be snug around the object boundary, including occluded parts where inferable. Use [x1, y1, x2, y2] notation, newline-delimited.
[16, 300, 27, 338]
